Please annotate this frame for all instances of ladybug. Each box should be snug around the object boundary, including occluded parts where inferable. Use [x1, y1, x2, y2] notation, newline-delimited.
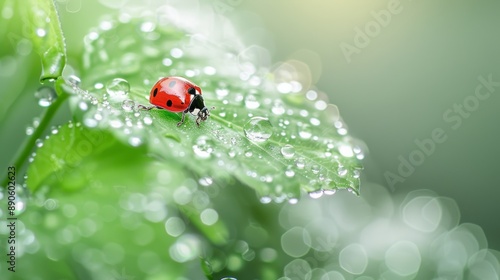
[139, 76, 211, 126]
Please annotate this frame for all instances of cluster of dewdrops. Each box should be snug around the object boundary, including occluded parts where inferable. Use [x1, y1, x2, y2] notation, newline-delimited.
[68, 17, 367, 204]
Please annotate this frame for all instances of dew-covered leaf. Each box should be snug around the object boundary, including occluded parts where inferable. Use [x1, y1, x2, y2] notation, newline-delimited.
[25, 122, 117, 193]
[67, 17, 364, 202]
[21, 123, 212, 279]
[27, 0, 66, 82]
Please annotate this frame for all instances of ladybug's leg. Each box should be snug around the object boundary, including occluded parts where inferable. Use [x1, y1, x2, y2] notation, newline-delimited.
[195, 115, 201, 127]
[177, 110, 188, 126]
[137, 105, 155, 110]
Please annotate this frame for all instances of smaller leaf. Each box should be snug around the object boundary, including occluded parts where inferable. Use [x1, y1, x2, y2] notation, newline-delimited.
[27, 0, 66, 82]
[26, 123, 114, 193]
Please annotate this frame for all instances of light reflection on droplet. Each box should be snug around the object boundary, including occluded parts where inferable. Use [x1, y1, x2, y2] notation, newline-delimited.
[243, 117, 273, 143]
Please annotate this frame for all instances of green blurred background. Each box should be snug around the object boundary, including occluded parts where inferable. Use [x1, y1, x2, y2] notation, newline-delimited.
[1, 0, 500, 262]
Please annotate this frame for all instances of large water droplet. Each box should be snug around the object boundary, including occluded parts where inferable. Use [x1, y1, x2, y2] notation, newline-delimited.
[106, 78, 130, 96]
[35, 86, 57, 107]
[281, 144, 295, 159]
[243, 117, 273, 143]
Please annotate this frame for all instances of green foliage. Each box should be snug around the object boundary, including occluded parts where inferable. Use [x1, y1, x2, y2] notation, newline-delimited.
[27, 0, 66, 82]
[6, 2, 364, 279]
[59, 18, 364, 202]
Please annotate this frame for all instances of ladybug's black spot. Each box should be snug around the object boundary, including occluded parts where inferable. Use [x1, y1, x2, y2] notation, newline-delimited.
[188, 87, 196, 95]
[169, 80, 176, 88]
[153, 88, 158, 97]
[166, 100, 173, 107]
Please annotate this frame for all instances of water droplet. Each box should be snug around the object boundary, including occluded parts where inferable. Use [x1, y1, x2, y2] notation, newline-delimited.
[140, 21, 156, 32]
[215, 88, 229, 98]
[141, 116, 152, 127]
[315, 100, 328, 111]
[260, 196, 272, 204]
[36, 28, 47, 37]
[68, 75, 81, 86]
[311, 165, 320, 174]
[244, 151, 253, 157]
[83, 115, 98, 128]
[221, 277, 238, 280]
[78, 100, 90, 111]
[271, 100, 285, 115]
[32, 117, 40, 128]
[199, 177, 213, 187]
[106, 78, 130, 96]
[128, 136, 143, 147]
[337, 166, 347, 177]
[353, 169, 361, 178]
[288, 198, 299, 204]
[298, 124, 312, 139]
[35, 139, 43, 148]
[281, 144, 295, 159]
[277, 82, 292, 94]
[35, 86, 57, 107]
[244, 95, 260, 109]
[339, 145, 354, 157]
[26, 126, 34, 136]
[162, 58, 172, 66]
[193, 136, 213, 159]
[122, 99, 135, 112]
[309, 190, 323, 199]
[306, 90, 318, 101]
[324, 189, 337, 196]
[170, 48, 183, 58]
[295, 157, 305, 169]
[310, 118, 321, 126]
[243, 117, 273, 143]
[203, 66, 216, 75]
[285, 169, 295, 177]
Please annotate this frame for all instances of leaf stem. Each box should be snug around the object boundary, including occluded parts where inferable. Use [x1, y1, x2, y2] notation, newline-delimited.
[1, 88, 68, 188]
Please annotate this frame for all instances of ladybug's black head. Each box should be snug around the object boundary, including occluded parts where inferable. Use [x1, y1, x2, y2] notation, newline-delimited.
[198, 107, 210, 121]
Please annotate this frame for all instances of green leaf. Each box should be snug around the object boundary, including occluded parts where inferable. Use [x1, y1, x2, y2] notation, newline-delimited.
[26, 122, 115, 193]
[27, 0, 66, 82]
[68, 18, 364, 201]
[22, 123, 209, 279]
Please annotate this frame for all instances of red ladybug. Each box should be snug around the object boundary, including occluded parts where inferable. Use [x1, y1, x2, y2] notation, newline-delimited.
[139, 77, 210, 126]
